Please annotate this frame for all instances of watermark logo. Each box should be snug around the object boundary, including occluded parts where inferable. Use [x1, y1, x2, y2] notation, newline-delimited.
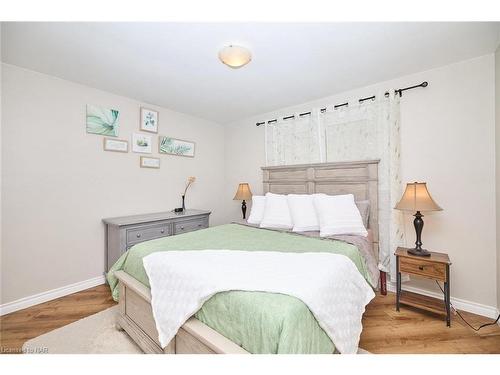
[1, 346, 49, 354]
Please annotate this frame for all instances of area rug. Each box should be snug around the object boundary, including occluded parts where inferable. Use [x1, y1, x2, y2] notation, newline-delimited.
[23, 306, 370, 354]
[23, 306, 142, 354]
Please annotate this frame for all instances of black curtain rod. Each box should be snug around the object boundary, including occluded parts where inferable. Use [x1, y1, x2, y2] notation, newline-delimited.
[255, 81, 428, 126]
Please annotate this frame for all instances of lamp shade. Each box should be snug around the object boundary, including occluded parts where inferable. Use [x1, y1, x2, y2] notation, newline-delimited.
[395, 182, 442, 212]
[233, 183, 252, 200]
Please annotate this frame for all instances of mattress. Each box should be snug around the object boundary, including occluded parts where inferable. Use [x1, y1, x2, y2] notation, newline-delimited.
[106, 223, 373, 354]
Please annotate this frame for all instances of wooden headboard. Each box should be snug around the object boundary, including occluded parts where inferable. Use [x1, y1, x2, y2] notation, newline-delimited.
[261, 160, 380, 254]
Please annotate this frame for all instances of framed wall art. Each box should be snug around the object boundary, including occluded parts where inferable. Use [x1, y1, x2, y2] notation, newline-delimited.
[132, 133, 152, 154]
[103, 137, 128, 153]
[140, 156, 160, 169]
[159, 136, 195, 157]
[86, 105, 120, 136]
[140, 107, 159, 133]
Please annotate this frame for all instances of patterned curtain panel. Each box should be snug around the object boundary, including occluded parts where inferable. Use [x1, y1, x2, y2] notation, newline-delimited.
[264, 93, 405, 280]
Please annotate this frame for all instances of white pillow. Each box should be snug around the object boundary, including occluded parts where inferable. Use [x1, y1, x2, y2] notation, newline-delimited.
[247, 195, 266, 224]
[259, 192, 293, 230]
[287, 194, 320, 232]
[313, 193, 367, 237]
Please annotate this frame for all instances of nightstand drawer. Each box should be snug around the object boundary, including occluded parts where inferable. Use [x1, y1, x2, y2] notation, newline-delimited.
[126, 223, 170, 244]
[399, 256, 447, 281]
[174, 218, 208, 234]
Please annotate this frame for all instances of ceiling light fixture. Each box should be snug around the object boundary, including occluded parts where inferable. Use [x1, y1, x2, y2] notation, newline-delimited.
[218, 45, 252, 69]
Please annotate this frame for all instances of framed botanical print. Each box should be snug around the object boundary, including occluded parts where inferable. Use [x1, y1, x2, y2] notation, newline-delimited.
[158, 136, 195, 157]
[140, 156, 160, 169]
[132, 133, 152, 154]
[140, 107, 159, 133]
[86, 105, 120, 136]
[103, 137, 128, 153]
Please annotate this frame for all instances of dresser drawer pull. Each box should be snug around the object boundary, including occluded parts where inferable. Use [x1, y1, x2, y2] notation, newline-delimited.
[180, 226, 184, 230]
[418, 266, 424, 270]
[198, 224, 202, 227]
[161, 229, 165, 234]
[136, 233, 141, 238]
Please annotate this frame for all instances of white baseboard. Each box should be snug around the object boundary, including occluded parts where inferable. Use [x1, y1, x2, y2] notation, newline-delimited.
[387, 282, 499, 319]
[0, 275, 106, 316]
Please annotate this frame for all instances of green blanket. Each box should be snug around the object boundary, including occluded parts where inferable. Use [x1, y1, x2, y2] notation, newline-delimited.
[107, 224, 372, 354]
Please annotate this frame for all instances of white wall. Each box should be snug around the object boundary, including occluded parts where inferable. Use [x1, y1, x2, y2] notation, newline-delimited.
[0, 25, 3, 305]
[1, 64, 226, 305]
[496, 46, 500, 310]
[225, 54, 497, 309]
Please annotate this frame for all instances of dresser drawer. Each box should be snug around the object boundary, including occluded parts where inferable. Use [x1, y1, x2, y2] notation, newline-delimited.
[174, 218, 208, 234]
[126, 223, 170, 244]
[399, 256, 447, 281]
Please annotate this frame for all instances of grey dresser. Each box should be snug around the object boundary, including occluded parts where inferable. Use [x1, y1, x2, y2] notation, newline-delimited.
[103, 209, 211, 270]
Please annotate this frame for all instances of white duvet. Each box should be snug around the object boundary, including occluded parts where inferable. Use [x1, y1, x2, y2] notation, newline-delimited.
[143, 250, 375, 354]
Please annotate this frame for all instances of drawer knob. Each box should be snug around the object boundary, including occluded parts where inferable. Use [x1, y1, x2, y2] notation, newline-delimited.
[136, 233, 141, 238]
[198, 224, 202, 227]
[418, 266, 424, 270]
[180, 226, 184, 230]
[161, 229, 165, 233]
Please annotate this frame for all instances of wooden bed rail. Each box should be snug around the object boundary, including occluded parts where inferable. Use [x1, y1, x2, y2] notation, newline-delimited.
[114, 270, 249, 354]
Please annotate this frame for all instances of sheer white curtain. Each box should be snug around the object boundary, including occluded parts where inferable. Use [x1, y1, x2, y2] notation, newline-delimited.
[320, 93, 405, 279]
[265, 93, 405, 280]
[265, 109, 322, 166]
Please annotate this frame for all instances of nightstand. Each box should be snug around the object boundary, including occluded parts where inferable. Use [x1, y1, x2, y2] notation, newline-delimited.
[395, 247, 452, 326]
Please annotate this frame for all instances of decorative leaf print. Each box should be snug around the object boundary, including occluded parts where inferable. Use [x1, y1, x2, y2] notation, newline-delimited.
[159, 136, 194, 157]
[141, 109, 158, 132]
[145, 112, 156, 127]
[86, 105, 119, 136]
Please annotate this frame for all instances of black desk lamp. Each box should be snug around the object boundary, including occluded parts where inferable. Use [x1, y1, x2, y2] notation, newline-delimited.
[233, 183, 252, 219]
[395, 182, 442, 257]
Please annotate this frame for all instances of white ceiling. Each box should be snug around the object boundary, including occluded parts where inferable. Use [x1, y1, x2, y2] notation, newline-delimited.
[2, 22, 499, 124]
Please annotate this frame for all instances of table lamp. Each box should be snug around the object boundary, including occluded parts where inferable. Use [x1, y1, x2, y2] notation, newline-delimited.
[233, 183, 252, 219]
[395, 182, 442, 257]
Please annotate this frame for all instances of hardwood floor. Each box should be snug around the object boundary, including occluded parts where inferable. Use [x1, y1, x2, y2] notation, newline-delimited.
[360, 293, 500, 354]
[0, 285, 116, 354]
[1, 285, 499, 354]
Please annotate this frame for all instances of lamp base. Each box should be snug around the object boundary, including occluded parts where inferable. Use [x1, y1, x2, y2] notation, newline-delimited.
[241, 200, 247, 220]
[407, 247, 431, 257]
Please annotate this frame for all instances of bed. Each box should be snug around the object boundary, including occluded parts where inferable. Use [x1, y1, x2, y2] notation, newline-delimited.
[107, 160, 382, 354]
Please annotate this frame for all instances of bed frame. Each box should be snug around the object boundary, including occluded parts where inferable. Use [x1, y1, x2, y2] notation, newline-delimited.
[114, 160, 382, 354]
[262, 160, 386, 293]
